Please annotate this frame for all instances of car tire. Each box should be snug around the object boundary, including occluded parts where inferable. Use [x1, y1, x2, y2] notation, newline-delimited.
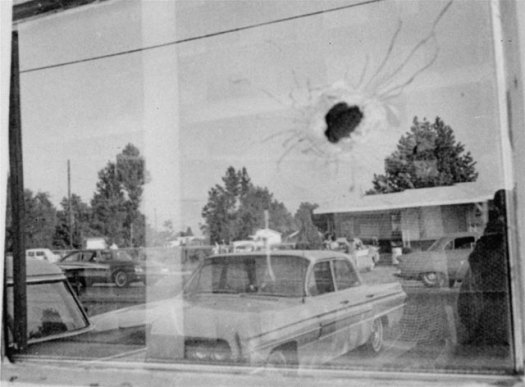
[113, 270, 129, 288]
[266, 344, 298, 374]
[365, 317, 384, 354]
[421, 272, 446, 288]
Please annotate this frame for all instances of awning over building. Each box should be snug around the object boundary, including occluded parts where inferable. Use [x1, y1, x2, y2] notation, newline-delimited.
[314, 183, 498, 215]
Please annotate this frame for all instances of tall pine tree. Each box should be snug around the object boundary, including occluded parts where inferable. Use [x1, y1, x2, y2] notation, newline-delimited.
[368, 117, 478, 194]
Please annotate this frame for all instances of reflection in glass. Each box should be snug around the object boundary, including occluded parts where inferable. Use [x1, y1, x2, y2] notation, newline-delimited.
[7, 0, 516, 375]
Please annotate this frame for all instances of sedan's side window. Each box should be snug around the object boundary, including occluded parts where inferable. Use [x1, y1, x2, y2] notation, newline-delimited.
[454, 237, 476, 249]
[333, 259, 360, 291]
[308, 261, 335, 296]
[63, 253, 80, 262]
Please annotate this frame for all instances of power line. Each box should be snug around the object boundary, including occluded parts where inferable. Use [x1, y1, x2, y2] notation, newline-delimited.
[20, 0, 382, 74]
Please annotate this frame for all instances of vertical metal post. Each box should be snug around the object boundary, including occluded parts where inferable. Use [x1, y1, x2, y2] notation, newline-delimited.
[9, 30, 27, 351]
[68, 159, 73, 248]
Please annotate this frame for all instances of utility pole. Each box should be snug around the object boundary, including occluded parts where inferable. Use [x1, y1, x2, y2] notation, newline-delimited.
[68, 159, 73, 248]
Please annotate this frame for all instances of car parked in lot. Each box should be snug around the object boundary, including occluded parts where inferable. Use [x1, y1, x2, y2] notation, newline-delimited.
[138, 250, 406, 368]
[334, 237, 378, 272]
[5, 257, 92, 347]
[57, 249, 145, 288]
[26, 248, 61, 263]
[395, 232, 480, 287]
[5, 257, 148, 359]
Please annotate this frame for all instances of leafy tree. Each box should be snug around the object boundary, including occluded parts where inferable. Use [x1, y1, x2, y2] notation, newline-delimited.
[235, 187, 295, 240]
[368, 117, 478, 194]
[201, 185, 232, 244]
[5, 188, 57, 251]
[117, 144, 148, 247]
[53, 194, 96, 249]
[90, 162, 126, 246]
[201, 167, 294, 243]
[294, 202, 323, 249]
[91, 144, 148, 247]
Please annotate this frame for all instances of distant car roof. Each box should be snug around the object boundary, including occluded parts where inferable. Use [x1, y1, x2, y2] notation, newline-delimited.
[5, 256, 65, 284]
[437, 231, 481, 240]
[61, 249, 113, 257]
[209, 249, 351, 264]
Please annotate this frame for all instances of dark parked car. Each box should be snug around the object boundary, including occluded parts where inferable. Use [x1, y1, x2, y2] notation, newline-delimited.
[57, 249, 145, 288]
[395, 232, 480, 287]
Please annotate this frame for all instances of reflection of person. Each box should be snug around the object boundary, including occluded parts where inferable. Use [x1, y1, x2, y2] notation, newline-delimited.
[329, 234, 339, 250]
[457, 190, 511, 351]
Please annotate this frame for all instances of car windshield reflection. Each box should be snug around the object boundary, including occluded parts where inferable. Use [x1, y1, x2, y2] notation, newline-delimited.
[185, 255, 308, 297]
[6, 281, 90, 343]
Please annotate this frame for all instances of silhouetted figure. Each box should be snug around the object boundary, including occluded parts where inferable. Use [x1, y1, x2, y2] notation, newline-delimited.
[457, 189, 511, 353]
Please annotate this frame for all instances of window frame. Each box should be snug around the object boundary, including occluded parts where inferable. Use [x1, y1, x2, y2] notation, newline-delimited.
[1, 0, 525, 385]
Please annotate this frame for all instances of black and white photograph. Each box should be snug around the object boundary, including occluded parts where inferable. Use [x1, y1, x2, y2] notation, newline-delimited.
[1, 1, 525, 386]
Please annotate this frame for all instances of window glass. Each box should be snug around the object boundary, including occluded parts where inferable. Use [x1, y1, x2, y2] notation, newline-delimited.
[454, 237, 476, 249]
[6, 282, 90, 342]
[333, 259, 360, 290]
[5, 0, 518, 376]
[186, 255, 307, 297]
[62, 252, 81, 262]
[310, 261, 335, 295]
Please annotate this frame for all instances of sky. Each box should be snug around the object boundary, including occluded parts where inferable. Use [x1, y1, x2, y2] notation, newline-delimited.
[15, 0, 507, 237]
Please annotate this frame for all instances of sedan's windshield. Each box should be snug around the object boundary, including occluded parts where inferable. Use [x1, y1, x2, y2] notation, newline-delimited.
[185, 255, 308, 297]
[6, 281, 90, 342]
[427, 238, 452, 252]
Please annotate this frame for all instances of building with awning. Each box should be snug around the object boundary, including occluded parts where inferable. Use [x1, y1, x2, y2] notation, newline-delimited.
[313, 183, 499, 251]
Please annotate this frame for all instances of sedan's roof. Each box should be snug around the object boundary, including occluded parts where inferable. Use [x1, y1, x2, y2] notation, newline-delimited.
[209, 249, 351, 263]
[436, 231, 481, 240]
[6, 256, 65, 283]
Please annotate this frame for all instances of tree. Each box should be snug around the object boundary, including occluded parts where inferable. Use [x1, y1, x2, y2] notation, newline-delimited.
[90, 161, 126, 246]
[368, 117, 478, 194]
[90, 144, 148, 247]
[117, 144, 148, 247]
[201, 167, 295, 244]
[6, 188, 57, 251]
[201, 185, 231, 244]
[294, 202, 323, 249]
[236, 187, 295, 240]
[53, 194, 95, 249]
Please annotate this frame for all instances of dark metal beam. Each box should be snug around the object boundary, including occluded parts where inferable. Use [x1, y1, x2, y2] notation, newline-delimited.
[9, 30, 27, 352]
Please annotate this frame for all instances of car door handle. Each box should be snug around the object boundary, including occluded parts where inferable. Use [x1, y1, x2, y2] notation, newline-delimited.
[366, 294, 375, 298]
[340, 300, 350, 305]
